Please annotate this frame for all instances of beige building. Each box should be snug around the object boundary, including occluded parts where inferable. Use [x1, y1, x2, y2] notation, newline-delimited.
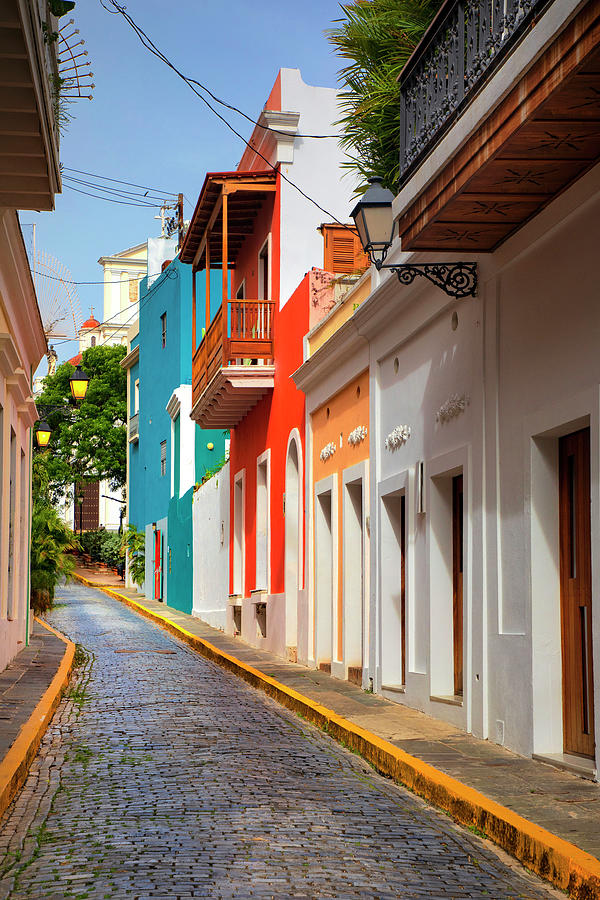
[0, 0, 61, 670]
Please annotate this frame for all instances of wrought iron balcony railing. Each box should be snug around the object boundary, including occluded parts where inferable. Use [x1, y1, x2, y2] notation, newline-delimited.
[399, 0, 550, 181]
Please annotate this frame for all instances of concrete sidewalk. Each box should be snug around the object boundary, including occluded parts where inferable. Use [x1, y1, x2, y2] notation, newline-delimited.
[0, 618, 74, 819]
[72, 567, 600, 897]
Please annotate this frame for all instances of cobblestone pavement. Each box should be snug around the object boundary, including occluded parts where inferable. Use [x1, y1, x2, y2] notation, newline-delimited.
[0, 584, 564, 900]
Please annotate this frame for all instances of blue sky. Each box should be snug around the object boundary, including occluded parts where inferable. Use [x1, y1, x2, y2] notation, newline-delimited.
[26, 0, 347, 364]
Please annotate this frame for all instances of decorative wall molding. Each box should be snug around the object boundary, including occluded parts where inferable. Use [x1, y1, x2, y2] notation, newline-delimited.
[320, 441, 336, 462]
[385, 424, 411, 452]
[348, 425, 367, 447]
[436, 393, 469, 424]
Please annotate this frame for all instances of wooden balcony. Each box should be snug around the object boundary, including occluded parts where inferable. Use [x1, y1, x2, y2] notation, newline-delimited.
[396, 0, 600, 252]
[191, 299, 275, 428]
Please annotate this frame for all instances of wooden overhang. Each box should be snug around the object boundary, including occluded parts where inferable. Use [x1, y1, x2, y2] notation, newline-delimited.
[0, 0, 61, 210]
[191, 367, 276, 429]
[180, 169, 277, 271]
[397, 0, 600, 252]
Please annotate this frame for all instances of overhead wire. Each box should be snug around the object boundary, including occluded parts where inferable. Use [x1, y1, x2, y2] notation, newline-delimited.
[49, 268, 179, 349]
[64, 183, 164, 208]
[62, 165, 180, 197]
[33, 267, 174, 286]
[100, 0, 355, 234]
[98, 0, 338, 140]
[63, 174, 176, 204]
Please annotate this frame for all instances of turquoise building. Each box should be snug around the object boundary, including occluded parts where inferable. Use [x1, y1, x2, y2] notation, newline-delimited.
[123, 257, 225, 614]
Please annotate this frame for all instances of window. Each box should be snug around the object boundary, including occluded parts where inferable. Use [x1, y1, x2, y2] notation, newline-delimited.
[90, 336, 96, 347]
[160, 440, 167, 477]
[134, 379, 139, 414]
[258, 239, 270, 300]
[236, 281, 245, 301]
[160, 312, 167, 349]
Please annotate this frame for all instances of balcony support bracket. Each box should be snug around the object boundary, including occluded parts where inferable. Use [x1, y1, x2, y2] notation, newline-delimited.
[382, 262, 477, 299]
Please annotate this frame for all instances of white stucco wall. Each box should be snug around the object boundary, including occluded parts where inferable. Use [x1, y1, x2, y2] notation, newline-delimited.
[297, 159, 600, 773]
[192, 462, 229, 630]
[278, 69, 358, 306]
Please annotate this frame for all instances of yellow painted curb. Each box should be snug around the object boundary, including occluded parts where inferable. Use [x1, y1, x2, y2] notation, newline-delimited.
[0, 618, 75, 821]
[73, 573, 600, 899]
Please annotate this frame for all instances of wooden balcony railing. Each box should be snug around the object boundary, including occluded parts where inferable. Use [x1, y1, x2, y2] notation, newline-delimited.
[192, 299, 275, 405]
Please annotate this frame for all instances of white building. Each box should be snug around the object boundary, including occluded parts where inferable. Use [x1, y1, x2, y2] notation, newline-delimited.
[294, 0, 600, 779]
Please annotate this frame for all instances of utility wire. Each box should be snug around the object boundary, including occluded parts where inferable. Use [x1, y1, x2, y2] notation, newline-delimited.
[62, 165, 180, 197]
[98, 0, 338, 140]
[34, 268, 172, 286]
[64, 183, 164, 208]
[49, 269, 179, 348]
[101, 0, 355, 234]
[63, 174, 176, 204]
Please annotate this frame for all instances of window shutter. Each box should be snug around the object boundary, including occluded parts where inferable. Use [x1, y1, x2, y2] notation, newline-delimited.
[322, 224, 368, 274]
[160, 440, 167, 477]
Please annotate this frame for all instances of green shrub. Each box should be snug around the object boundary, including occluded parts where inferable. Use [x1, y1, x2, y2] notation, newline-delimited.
[80, 527, 123, 568]
[30, 503, 79, 616]
[122, 524, 145, 588]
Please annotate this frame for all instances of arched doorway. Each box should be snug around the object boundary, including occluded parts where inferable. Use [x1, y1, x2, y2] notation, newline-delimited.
[285, 434, 301, 655]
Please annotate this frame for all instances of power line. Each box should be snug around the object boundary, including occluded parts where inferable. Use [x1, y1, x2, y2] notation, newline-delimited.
[62, 165, 180, 197]
[50, 269, 179, 348]
[64, 183, 164, 208]
[63, 174, 176, 204]
[101, 0, 355, 234]
[33, 268, 171, 286]
[98, 0, 338, 140]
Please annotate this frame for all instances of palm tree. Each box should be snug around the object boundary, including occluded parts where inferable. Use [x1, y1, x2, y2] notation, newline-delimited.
[328, 0, 442, 192]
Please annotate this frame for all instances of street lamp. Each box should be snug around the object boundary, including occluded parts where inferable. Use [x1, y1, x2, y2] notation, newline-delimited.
[76, 490, 84, 537]
[350, 176, 478, 299]
[35, 420, 52, 449]
[35, 364, 91, 447]
[69, 364, 90, 402]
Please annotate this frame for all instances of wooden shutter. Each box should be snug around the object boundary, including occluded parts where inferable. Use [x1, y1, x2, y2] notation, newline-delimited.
[322, 224, 368, 274]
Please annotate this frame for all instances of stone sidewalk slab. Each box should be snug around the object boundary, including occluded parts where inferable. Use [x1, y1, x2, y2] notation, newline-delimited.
[0, 618, 74, 819]
[72, 568, 600, 898]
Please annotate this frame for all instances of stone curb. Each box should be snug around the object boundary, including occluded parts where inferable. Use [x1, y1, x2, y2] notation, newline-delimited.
[73, 573, 600, 899]
[0, 618, 75, 822]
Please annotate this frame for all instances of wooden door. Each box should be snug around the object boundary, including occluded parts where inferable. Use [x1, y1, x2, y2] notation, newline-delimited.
[559, 428, 594, 758]
[154, 529, 162, 601]
[452, 475, 464, 696]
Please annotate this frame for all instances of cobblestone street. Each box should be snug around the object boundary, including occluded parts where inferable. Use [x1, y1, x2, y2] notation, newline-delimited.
[0, 583, 564, 899]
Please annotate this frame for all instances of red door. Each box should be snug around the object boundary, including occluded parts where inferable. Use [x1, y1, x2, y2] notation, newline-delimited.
[154, 529, 162, 601]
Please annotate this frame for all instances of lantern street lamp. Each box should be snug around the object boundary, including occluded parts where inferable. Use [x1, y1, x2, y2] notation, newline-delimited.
[350, 176, 478, 299]
[35, 364, 91, 447]
[35, 420, 52, 449]
[76, 489, 84, 538]
[69, 364, 90, 402]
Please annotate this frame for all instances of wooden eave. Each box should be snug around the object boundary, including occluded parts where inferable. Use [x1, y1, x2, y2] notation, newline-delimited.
[0, 0, 61, 211]
[397, 0, 600, 252]
[180, 169, 277, 269]
[190, 366, 275, 429]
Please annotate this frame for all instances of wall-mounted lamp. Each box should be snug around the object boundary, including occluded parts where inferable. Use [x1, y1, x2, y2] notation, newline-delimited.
[351, 177, 477, 299]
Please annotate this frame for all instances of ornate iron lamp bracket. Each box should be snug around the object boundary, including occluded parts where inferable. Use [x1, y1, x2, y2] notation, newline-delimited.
[384, 262, 477, 299]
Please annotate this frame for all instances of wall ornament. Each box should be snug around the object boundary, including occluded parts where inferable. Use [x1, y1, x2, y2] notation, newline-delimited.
[385, 425, 411, 452]
[436, 393, 469, 424]
[320, 442, 336, 462]
[348, 425, 368, 447]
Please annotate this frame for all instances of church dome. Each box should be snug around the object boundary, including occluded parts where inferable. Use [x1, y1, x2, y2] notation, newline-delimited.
[81, 315, 100, 330]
